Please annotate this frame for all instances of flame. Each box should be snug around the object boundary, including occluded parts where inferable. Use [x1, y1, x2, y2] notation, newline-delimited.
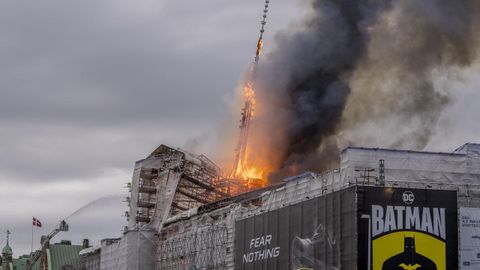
[255, 38, 263, 59]
[244, 82, 256, 113]
[234, 158, 266, 189]
[230, 80, 269, 189]
[235, 147, 264, 180]
[244, 82, 255, 100]
[226, 0, 274, 192]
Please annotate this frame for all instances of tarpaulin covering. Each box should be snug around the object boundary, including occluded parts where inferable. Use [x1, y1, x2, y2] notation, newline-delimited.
[341, 143, 480, 187]
[100, 230, 157, 270]
[234, 187, 356, 270]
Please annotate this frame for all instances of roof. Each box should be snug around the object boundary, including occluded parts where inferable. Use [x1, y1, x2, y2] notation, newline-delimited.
[342, 143, 480, 157]
[454, 143, 480, 154]
[49, 244, 83, 269]
[12, 256, 30, 270]
[2, 243, 12, 256]
[164, 181, 286, 226]
[342, 146, 464, 157]
[79, 245, 101, 256]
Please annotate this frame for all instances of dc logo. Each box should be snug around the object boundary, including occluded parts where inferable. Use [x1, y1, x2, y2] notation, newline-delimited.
[402, 191, 415, 204]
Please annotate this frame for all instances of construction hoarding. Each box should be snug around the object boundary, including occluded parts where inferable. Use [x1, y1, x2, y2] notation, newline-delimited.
[459, 207, 480, 269]
[234, 187, 356, 270]
[357, 186, 458, 270]
[235, 185, 459, 270]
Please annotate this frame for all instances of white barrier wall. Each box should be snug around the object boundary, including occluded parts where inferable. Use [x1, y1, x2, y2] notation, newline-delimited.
[100, 230, 157, 270]
[460, 208, 480, 270]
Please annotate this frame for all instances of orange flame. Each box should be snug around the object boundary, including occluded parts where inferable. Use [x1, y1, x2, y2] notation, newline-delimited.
[234, 156, 266, 189]
[231, 80, 269, 189]
[244, 82, 256, 112]
[256, 38, 263, 59]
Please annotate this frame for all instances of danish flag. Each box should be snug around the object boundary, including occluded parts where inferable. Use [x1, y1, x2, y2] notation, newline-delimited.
[32, 217, 42, 227]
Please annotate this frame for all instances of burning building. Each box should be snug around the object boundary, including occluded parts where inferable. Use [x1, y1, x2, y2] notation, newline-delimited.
[84, 0, 480, 269]
[152, 143, 480, 270]
[97, 145, 249, 269]
[86, 142, 480, 270]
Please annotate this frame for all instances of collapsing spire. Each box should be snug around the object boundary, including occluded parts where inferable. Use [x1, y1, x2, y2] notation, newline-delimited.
[230, 0, 270, 182]
[255, 0, 269, 63]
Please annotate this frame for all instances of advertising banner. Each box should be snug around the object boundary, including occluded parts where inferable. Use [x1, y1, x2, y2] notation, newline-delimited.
[460, 207, 480, 269]
[234, 187, 356, 270]
[358, 187, 458, 270]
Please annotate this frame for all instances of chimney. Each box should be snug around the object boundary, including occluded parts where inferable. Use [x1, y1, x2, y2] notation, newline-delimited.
[82, 239, 90, 249]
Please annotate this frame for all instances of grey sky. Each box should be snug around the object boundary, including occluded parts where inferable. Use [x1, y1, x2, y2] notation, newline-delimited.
[0, 0, 300, 255]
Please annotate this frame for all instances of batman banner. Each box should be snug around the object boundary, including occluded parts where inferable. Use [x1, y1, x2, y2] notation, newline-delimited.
[357, 187, 458, 270]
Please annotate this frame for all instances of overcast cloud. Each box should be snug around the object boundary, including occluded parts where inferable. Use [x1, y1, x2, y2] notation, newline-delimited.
[0, 0, 300, 255]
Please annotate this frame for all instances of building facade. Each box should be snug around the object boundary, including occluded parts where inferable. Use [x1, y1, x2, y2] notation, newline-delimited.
[95, 143, 480, 269]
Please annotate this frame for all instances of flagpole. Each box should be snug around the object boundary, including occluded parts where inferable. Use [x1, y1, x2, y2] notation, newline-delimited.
[31, 218, 34, 255]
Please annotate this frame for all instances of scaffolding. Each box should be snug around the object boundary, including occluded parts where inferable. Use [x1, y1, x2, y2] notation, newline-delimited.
[129, 145, 248, 229]
[105, 142, 480, 270]
[158, 224, 230, 270]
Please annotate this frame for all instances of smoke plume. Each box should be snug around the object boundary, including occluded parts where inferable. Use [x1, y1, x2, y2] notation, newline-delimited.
[248, 0, 480, 181]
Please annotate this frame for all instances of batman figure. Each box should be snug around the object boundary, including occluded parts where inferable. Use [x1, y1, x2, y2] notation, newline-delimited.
[381, 236, 437, 270]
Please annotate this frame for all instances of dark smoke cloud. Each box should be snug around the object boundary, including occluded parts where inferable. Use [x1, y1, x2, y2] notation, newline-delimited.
[251, 0, 480, 181]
